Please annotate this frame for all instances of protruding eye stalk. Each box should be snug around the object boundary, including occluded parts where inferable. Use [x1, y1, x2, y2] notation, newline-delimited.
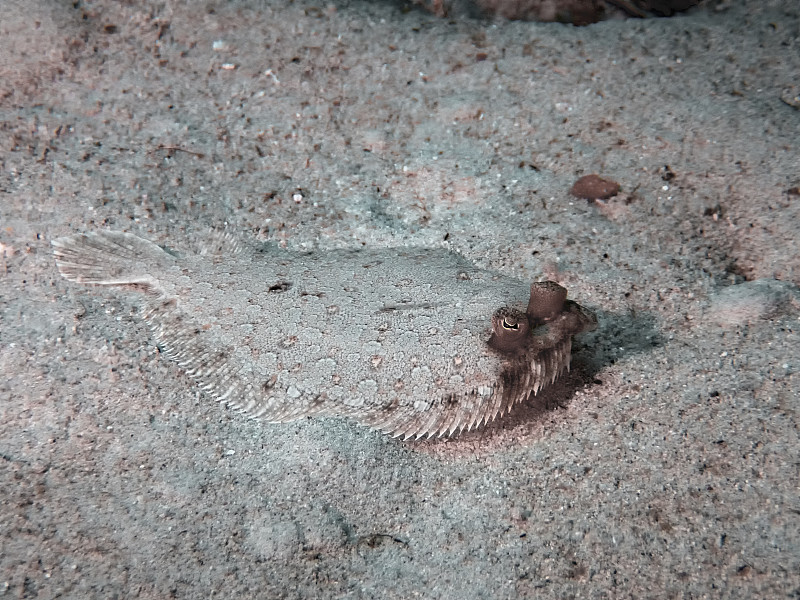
[527, 281, 568, 324]
[489, 281, 596, 356]
[489, 307, 530, 354]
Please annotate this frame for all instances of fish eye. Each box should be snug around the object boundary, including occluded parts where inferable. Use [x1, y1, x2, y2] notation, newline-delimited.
[502, 318, 519, 331]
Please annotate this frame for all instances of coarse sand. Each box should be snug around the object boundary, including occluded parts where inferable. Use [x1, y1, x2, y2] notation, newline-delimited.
[1, 0, 798, 597]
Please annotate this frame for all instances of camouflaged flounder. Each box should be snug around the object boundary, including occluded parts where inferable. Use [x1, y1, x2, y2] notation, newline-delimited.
[53, 231, 596, 439]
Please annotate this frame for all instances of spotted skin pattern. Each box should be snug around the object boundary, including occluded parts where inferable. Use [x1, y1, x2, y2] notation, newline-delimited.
[53, 231, 596, 439]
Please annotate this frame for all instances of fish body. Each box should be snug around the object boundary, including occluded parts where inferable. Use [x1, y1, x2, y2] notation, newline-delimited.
[53, 231, 596, 439]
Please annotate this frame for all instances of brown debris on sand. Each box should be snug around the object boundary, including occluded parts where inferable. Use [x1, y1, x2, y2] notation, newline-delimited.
[569, 174, 621, 200]
[411, 0, 702, 22]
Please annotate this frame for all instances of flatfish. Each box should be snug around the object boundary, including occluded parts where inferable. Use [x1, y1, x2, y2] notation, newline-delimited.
[53, 231, 596, 439]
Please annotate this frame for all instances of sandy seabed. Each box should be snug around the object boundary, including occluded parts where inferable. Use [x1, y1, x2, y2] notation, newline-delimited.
[1, 0, 798, 598]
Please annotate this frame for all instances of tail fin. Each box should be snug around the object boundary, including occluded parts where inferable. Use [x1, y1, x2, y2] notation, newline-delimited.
[52, 231, 173, 295]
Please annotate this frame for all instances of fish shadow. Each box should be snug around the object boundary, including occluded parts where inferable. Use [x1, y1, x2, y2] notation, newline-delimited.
[414, 308, 663, 448]
[572, 307, 664, 387]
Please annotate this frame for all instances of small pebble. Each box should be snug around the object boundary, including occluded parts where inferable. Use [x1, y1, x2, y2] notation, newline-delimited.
[569, 174, 621, 200]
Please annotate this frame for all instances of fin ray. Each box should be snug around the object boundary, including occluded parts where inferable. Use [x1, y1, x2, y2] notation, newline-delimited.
[52, 231, 172, 294]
